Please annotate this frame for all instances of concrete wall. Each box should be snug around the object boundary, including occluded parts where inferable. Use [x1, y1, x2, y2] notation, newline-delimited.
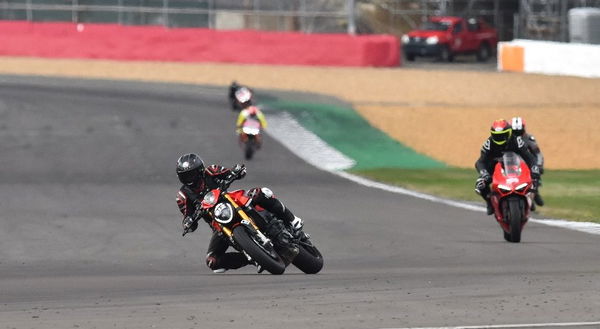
[498, 39, 600, 78]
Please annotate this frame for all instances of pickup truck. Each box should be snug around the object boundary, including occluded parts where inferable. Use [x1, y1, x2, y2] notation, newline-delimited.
[401, 16, 498, 62]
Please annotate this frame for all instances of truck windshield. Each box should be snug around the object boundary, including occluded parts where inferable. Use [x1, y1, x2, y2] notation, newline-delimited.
[421, 21, 451, 31]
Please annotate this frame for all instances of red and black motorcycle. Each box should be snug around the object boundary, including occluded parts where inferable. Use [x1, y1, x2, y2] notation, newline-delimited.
[490, 152, 535, 243]
[184, 176, 323, 274]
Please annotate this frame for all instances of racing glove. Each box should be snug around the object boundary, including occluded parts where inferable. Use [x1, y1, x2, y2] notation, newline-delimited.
[475, 178, 487, 193]
[475, 170, 491, 194]
[182, 216, 198, 235]
[232, 164, 246, 180]
[530, 165, 541, 179]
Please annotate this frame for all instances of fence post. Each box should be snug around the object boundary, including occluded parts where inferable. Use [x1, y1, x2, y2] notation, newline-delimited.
[300, 0, 306, 32]
[26, 0, 32, 21]
[208, 0, 214, 29]
[347, 0, 356, 35]
[118, 0, 123, 25]
[72, 0, 79, 23]
[163, 0, 169, 27]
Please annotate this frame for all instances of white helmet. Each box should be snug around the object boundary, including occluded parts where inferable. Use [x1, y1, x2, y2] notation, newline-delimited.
[511, 117, 526, 136]
[234, 87, 252, 105]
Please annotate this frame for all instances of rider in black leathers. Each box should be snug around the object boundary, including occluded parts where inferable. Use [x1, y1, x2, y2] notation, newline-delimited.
[511, 116, 545, 207]
[175, 153, 302, 273]
[475, 119, 541, 215]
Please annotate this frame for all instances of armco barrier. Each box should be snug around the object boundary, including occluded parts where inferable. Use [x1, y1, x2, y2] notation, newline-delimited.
[0, 21, 400, 67]
[498, 39, 600, 78]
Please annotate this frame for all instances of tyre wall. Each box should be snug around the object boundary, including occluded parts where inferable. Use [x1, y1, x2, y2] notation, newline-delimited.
[0, 21, 400, 67]
[498, 39, 600, 78]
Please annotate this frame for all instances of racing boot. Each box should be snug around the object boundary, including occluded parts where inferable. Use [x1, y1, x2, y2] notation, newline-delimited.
[485, 197, 494, 215]
[265, 219, 299, 265]
[534, 192, 545, 207]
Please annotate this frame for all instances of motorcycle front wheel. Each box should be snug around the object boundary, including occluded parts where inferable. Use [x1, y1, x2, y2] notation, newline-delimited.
[507, 197, 524, 243]
[233, 226, 285, 274]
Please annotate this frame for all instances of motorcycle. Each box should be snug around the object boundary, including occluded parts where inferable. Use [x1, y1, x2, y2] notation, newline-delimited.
[490, 152, 535, 243]
[238, 118, 262, 160]
[229, 84, 253, 112]
[183, 175, 323, 274]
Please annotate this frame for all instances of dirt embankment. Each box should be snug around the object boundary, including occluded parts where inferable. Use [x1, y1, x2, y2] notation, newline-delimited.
[1, 57, 599, 169]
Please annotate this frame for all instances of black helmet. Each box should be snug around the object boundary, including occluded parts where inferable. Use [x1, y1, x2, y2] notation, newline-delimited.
[176, 153, 205, 186]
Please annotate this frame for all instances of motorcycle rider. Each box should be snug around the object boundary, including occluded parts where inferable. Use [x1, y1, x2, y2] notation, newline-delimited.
[475, 119, 541, 215]
[236, 105, 267, 146]
[229, 81, 254, 111]
[176, 153, 302, 273]
[511, 116, 545, 208]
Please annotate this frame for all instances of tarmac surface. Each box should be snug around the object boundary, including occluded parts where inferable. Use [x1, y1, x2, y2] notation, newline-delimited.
[1, 75, 599, 329]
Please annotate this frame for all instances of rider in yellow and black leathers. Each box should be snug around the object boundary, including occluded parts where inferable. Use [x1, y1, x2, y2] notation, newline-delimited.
[475, 119, 540, 215]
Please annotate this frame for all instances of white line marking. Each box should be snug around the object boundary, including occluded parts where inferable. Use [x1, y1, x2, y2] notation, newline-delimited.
[380, 320, 600, 329]
[267, 111, 600, 236]
[266, 112, 355, 170]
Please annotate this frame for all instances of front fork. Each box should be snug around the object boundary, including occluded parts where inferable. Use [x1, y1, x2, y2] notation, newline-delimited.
[222, 194, 273, 248]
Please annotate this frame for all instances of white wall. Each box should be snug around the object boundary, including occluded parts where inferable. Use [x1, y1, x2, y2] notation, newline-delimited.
[501, 39, 600, 78]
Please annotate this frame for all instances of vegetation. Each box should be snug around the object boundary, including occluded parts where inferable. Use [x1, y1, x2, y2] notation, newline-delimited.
[351, 167, 600, 223]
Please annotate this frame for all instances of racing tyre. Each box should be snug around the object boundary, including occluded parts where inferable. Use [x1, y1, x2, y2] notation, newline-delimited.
[233, 226, 286, 274]
[292, 242, 324, 274]
[244, 143, 254, 160]
[476, 43, 491, 62]
[439, 45, 454, 62]
[507, 198, 523, 243]
[406, 53, 415, 62]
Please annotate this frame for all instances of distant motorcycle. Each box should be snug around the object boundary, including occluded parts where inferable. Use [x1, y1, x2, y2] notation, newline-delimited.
[490, 152, 535, 243]
[239, 118, 262, 160]
[229, 83, 254, 112]
[183, 173, 323, 274]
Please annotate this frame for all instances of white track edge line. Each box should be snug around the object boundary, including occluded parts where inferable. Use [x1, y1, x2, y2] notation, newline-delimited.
[379, 320, 600, 329]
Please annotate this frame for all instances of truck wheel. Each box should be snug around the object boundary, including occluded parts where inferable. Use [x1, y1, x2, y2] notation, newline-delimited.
[439, 46, 453, 62]
[476, 43, 491, 62]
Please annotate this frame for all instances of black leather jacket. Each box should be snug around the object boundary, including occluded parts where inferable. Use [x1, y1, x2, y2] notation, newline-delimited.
[176, 165, 234, 218]
[523, 133, 544, 171]
[475, 135, 538, 176]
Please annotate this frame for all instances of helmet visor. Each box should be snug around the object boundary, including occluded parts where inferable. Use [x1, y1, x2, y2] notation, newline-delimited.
[512, 128, 524, 136]
[178, 169, 200, 185]
[491, 128, 511, 145]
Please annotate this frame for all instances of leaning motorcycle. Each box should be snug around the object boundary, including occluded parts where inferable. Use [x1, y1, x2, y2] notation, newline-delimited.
[184, 175, 323, 274]
[490, 152, 535, 243]
[238, 118, 262, 160]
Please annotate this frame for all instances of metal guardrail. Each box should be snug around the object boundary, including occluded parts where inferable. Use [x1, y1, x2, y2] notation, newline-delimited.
[0, 0, 355, 33]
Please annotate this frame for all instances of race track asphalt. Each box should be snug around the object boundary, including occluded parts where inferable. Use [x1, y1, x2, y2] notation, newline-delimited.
[1, 75, 599, 329]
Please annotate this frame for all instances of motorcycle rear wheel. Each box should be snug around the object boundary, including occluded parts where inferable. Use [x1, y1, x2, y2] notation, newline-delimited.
[233, 226, 286, 274]
[292, 242, 324, 274]
[244, 142, 254, 160]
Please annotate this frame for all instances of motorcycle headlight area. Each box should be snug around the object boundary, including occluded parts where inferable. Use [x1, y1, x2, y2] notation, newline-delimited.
[497, 184, 512, 192]
[515, 183, 529, 192]
[213, 202, 234, 224]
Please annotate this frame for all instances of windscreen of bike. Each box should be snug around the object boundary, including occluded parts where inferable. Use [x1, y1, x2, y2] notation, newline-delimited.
[502, 152, 522, 176]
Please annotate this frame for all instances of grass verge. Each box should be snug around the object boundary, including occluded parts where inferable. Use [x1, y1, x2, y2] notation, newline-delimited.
[350, 167, 600, 223]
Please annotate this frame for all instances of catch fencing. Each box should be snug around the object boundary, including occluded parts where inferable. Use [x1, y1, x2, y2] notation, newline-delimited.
[1, 0, 514, 40]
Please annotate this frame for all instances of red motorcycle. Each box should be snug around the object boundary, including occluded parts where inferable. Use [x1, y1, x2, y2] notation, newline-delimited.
[238, 118, 262, 160]
[490, 152, 535, 243]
